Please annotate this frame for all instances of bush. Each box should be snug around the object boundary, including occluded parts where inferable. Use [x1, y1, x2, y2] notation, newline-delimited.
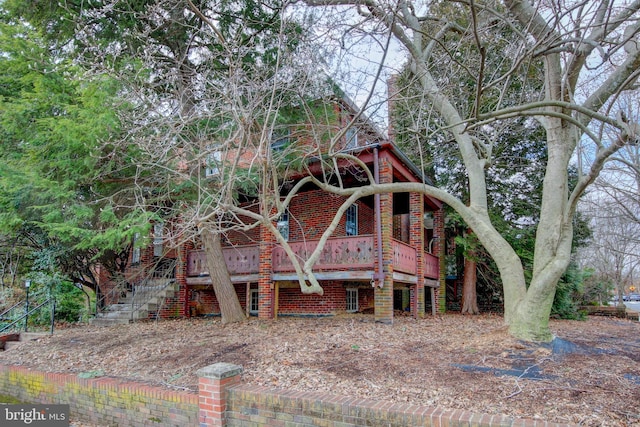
[551, 264, 587, 320]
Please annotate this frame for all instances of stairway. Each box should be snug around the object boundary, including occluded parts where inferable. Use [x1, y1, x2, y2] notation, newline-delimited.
[1, 332, 49, 351]
[92, 279, 179, 326]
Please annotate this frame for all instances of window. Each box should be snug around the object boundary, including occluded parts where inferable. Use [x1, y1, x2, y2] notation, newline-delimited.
[205, 151, 222, 177]
[132, 233, 141, 265]
[345, 127, 358, 149]
[271, 127, 290, 152]
[249, 289, 259, 315]
[153, 223, 164, 257]
[277, 209, 290, 241]
[346, 204, 358, 236]
[346, 288, 358, 312]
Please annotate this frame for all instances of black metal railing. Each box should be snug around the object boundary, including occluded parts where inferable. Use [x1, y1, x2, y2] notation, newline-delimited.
[0, 298, 56, 335]
[128, 277, 176, 321]
[0, 301, 26, 325]
[95, 259, 178, 321]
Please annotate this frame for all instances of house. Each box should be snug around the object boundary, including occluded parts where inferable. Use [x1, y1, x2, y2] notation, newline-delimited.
[93, 94, 446, 325]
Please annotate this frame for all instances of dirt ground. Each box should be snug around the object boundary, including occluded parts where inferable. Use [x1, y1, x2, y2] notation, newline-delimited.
[1, 313, 639, 426]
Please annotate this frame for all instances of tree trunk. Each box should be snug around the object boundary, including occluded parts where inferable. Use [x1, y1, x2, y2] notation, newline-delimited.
[200, 230, 246, 324]
[460, 257, 479, 314]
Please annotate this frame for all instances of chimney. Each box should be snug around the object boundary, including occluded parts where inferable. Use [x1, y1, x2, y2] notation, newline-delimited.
[387, 74, 399, 144]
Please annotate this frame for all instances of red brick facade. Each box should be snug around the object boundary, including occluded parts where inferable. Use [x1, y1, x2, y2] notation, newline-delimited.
[101, 144, 446, 323]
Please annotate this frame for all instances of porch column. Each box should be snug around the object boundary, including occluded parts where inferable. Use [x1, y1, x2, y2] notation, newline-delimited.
[409, 192, 425, 318]
[374, 155, 394, 324]
[434, 206, 446, 313]
[258, 222, 275, 319]
[177, 240, 191, 318]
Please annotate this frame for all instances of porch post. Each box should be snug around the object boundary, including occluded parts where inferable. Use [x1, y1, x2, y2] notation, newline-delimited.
[178, 240, 191, 318]
[258, 222, 275, 319]
[434, 205, 446, 313]
[409, 192, 425, 318]
[374, 154, 394, 324]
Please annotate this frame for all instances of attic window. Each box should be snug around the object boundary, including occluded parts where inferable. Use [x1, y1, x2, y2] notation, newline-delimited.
[345, 127, 358, 149]
[205, 151, 222, 177]
[132, 233, 141, 265]
[153, 223, 164, 257]
[271, 127, 290, 152]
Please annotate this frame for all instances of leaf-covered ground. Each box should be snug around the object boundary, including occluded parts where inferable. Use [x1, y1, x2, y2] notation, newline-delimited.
[1, 314, 639, 426]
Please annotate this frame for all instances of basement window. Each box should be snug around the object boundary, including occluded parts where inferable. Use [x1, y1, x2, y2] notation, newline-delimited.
[249, 289, 259, 315]
[346, 288, 358, 312]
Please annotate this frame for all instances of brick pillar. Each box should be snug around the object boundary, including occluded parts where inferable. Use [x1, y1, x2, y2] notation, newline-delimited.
[387, 75, 399, 144]
[375, 155, 394, 324]
[177, 241, 190, 317]
[434, 206, 446, 313]
[258, 222, 275, 319]
[409, 192, 425, 318]
[196, 363, 243, 427]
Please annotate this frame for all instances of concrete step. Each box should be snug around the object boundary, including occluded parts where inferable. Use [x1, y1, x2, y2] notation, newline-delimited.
[4, 340, 23, 351]
[2, 332, 49, 351]
[91, 317, 132, 326]
[92, 280, 177, 326]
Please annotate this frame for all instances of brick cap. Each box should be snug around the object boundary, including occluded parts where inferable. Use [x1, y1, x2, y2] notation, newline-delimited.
[196, 363, 243, 379]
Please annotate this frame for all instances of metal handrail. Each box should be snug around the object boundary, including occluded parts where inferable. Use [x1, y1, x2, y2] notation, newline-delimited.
[0, 298, 56, 335]
[95, 278, 129, 315]
[128, 259, 177, 321]
[95, 259, 177, 322]
[0, 301, 25, 322]
[128, 276, 176, 321]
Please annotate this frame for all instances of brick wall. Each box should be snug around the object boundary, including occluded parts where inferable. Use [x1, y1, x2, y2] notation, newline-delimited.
[286, 190, 374, 241]
[223, 379, 574, 427]
[1, 362, 573, 427]
[0, 365, 197, 427]
[202, 363, 576, 427]
[278, 281, 357, 315]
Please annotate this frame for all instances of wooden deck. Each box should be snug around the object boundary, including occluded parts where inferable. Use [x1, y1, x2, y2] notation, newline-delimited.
[186, 235, 439, 282]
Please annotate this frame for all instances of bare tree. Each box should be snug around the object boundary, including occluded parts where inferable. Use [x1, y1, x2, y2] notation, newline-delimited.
[295, 0, 640, 340]
[578, 195, 640, 303]
[579, 116, 640, 303]
[24, 0, 640, 339]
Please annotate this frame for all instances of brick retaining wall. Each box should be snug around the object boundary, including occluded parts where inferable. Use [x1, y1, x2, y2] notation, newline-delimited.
[0, 365, 198, 426]
[201, 364, 576, 427]
[224, 383, 573, 427]
[0, 363, 575, 427]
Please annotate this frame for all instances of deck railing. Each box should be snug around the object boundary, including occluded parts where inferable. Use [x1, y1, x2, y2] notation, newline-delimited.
[272, 235, 375, 272]
[186, 235, 440, 279]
